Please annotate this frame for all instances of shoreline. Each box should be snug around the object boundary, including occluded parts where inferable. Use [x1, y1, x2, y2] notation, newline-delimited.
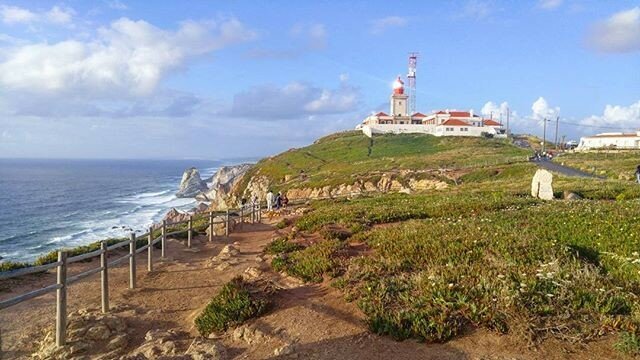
[0, 159, 255, 264]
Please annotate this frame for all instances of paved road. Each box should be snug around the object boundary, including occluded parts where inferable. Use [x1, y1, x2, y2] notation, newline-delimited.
[531, 159, 603, 179]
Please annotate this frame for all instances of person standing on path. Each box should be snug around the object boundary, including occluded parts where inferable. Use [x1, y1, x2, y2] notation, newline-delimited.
[635, 165, 640, 184]
[266, 190, 274, 211]
[275, 192, 282, 210]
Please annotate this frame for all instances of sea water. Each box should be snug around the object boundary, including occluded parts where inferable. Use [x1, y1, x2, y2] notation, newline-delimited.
[0, 158, 241, 262]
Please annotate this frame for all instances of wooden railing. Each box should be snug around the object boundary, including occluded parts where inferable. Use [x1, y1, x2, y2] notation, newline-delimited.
[0, 203, 261, 353]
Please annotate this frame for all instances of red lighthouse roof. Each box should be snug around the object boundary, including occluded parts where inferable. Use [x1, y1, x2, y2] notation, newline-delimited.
[392, 76, 404, 95]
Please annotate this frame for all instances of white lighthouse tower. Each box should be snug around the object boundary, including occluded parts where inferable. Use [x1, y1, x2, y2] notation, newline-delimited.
[390, 76, 408, 117]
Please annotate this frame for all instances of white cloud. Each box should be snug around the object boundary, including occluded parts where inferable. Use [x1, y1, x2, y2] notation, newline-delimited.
[0, 17, 256, 97]
[531, 97, 560, 121]
[0, 5, 37, 24]
[581, 100, 640, 130]
[538, 0, 563, 10]
[0, 4, 74, 25]
[229, 80, 359, 120]
[481, 101, 510, 121]
[370, 16, 407, 34]
[588, 7, 640, 53]
[106, 0, 128, 10]
[460, 0, 494, 20]
[46, 6, 75, 24]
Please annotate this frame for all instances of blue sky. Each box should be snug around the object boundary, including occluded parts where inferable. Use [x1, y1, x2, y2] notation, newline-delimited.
[0, 0, 639, 159]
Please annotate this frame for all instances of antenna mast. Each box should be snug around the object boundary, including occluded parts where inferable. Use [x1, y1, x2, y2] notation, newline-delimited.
[407, 52, 418, 115]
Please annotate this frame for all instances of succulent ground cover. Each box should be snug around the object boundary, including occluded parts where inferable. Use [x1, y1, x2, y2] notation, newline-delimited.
[269, 186, 640, 355]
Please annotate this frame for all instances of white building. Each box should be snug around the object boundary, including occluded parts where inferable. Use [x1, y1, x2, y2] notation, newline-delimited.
[577, 132, 640, 150]
[357, 76, 506, 138]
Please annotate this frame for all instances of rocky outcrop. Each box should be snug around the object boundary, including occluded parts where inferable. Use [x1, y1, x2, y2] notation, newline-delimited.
[207, 163, 253, 188]
[284, 175, 448, 202]
[32, 309, 129, 360]
[163, 208, 189, 224]
[196, 164, 254, 208]
[176, 167, 208, 198]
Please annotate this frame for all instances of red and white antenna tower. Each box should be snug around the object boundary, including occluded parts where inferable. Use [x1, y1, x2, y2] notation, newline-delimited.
[407, 52, 418, 115]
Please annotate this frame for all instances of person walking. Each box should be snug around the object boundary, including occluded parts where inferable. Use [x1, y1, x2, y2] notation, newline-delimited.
[266, 190, 274, 211]
[635, 165, 640, 184]
[282, 194, 289, 209]
[275, 192, 282, 210]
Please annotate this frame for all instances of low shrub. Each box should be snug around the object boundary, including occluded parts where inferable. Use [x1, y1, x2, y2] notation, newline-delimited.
[194, 277, 270, 336]
[615, 331, 640, 356]
[271, 239, 345, 282]
[264, 237, 302, 255]
[0, 261, 32, 272]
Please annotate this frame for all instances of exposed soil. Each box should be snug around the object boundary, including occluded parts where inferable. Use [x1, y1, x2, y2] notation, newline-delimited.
[0, 216, 632, 359]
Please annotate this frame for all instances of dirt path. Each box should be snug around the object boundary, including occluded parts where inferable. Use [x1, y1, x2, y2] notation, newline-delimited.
[0, 218, 631, 360]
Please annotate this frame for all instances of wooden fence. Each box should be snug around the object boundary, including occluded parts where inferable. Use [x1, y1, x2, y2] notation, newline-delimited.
[0, 203, 261, 354]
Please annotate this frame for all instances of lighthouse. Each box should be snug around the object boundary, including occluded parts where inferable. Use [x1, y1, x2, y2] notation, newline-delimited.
[390, 76, 409, 117]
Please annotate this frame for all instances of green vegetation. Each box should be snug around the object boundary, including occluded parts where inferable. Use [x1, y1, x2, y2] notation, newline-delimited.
[0, 261, 31, 272]
[616, 332, 640, 356]
[558, 151, 640, 181]
[235, 131, 530, 195]
[264, 237, 303, 255]
[273, 184, 640, 348]
[194, 277, 271, 336]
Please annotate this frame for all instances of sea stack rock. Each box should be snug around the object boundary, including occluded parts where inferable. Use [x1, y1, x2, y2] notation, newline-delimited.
[176, 167, 208, 198]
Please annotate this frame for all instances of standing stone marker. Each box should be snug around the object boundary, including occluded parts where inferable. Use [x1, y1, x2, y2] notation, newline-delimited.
[531, 169, 554, 200]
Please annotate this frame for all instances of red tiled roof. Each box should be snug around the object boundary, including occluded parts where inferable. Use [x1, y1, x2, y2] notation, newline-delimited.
[411, 112, 427, 118]
[375, 111, 388, 117]
[442, 119, 470, 126]
[483, 119, 502, 126]
[434, 110, 474, 117]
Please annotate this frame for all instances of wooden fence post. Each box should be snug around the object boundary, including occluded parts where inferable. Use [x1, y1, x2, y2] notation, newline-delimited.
[240, 207, 244, 229]
[129, 233, 136, 289]
[225, 209, 230, 237]
[257, 203, 261, 223]
[100, 242, 109, 313]
[208, 212, 213, 242]
[55, 251, 68, 347]
[147, 227, 153, 272]
[161, 220, 167, 259]
[187, 215, 193, 248]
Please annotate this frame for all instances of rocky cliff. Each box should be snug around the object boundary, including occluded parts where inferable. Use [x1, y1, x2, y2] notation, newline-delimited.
[176, 167, 208, 198]
[196, 164, 254, 209]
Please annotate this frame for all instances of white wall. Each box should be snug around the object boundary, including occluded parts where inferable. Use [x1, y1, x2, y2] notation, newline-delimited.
[360, 124, 503, 138]
[578, 136, 640, 150]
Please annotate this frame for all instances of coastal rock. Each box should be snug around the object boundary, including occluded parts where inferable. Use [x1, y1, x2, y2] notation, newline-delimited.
[563, 191, 582, 201]
[192, 202, 210, 214]
[197, 164, 254, 205]
[164, 208, 189, 224]
[32, 309, 129, 360]
[531, 169, 554, 200]
[176, 167, 208, 198]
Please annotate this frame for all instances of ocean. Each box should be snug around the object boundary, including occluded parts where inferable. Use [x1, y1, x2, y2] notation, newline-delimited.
[0, 158, 240, 262]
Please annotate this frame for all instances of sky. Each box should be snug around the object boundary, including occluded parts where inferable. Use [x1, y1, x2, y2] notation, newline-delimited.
[0, 0, 639, 159]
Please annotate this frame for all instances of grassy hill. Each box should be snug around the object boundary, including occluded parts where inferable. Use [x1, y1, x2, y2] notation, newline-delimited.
[257, 131, 640, 356]
[236, 131, 533, 194]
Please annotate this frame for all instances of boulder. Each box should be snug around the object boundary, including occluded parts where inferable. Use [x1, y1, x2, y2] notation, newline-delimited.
[563, 191, 582, 201]
[531, 169, 554, 200]
[176, 167, 208, 198]
[163, 208, 189, 224]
